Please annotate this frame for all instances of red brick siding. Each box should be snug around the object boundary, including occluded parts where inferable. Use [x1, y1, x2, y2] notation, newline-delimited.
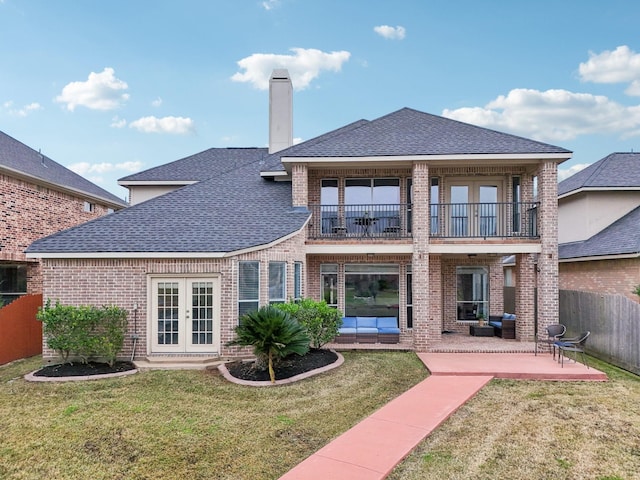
[560, 258, 640, 302]
[40, 231, 307, 360]
[0, 173, 118, 294]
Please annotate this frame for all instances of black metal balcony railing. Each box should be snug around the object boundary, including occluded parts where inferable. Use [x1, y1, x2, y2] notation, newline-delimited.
[308, 202, 539, 240]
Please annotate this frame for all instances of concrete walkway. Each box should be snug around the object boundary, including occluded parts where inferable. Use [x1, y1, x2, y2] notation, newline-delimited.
[279, 352, 606, 480]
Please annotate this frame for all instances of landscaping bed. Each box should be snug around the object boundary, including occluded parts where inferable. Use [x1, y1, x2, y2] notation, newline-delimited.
[226, 349, 338, 382]
[33, 361, 136, 377]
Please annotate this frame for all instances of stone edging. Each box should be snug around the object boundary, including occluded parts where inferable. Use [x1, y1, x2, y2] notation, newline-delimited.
[24, 368, 139, 383]
[218, 350, 344, 386]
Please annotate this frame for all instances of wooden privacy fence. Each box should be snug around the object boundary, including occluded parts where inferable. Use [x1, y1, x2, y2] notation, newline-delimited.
[0, 294, 43, 365]
[559, 290, 640, 375]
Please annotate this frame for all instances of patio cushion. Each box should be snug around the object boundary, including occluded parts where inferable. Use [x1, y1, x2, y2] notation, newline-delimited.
[376, 317, 398, 328]
[338, 327, 357, 334]
[341, 317, 357, 328]
[357, 327, 379, 334]
[356, 317, 377, 328]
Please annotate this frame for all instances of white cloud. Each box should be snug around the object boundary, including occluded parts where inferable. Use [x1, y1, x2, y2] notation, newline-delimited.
[55, 67, 130, 111]
[151, 97, 163, 107]
[68, 160, 143, 177]
[579, 45, 640, 96]
[558, 163, 590, 182]
[261, 0, 280, 10]
[443, 88, 640, 141]
[231, 48, 351, 90]
[373, 25, 406, 40]
[110, 116, 127, 128]
[129, 116, 195, 134]
[5, 102, 42, 117]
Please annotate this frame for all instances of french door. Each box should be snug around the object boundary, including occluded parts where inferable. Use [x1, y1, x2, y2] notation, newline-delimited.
[151, 277, 220, 353]
[447, 180, 502, 237]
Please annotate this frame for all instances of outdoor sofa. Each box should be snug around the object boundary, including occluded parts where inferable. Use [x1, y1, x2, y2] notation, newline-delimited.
[488, 313, 516, 339]
[335, 316, 401, 344]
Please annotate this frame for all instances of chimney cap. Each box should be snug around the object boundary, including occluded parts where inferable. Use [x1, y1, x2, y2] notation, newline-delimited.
[271, 69, 290, 80]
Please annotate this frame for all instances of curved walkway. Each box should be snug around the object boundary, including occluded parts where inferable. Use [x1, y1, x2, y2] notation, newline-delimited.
[280, 353, 606, 480]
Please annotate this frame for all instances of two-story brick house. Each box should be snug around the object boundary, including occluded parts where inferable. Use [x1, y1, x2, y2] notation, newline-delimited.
[27, 70, 571, 361]
[0, 130, 127, 304]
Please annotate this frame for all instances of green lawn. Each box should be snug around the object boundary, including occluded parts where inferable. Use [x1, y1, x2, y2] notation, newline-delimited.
[3, 354, 639, 480]
[389, 357, 640, 480]
[0, 352, 427, 480]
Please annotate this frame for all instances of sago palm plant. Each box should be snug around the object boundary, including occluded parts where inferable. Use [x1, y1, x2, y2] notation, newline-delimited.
[228, 306, 310, 383]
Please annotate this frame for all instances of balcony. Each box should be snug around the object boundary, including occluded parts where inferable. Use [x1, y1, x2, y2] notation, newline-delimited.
[308, 202, 539, 240]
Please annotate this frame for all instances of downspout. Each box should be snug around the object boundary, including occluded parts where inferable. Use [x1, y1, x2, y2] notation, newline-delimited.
[130, 303, 139, 362]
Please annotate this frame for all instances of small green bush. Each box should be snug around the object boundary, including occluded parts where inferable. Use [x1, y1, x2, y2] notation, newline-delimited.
[37, 300, 128, 367]
[274, 298, 342, 349]
[633, 284, 640, 298]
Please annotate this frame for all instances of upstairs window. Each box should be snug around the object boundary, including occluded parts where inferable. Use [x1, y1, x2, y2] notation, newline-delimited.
[83, 201, 95, 213]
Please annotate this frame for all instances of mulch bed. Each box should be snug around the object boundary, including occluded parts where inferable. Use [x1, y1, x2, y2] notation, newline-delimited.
[33, 361, 136, 377]
[225, 349, 338, 382]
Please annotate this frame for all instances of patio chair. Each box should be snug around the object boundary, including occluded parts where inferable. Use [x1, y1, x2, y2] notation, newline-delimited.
[535, 323, 566, 358]
[555, 331, 590, 368]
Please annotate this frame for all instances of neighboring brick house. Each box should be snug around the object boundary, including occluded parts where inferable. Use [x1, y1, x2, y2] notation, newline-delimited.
[558, 152, 640, 301]
[27, 70, 571, 361]
[0, 130, 128, 304]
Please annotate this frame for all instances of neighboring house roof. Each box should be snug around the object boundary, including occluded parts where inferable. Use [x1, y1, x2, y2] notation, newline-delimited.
[120, 147, 267, 183]
[558, 152, 640, 197]
[0, 130, 127, 208]
[27, 159, 309, 255]
[559, 205, 640, 260]
[263, 108, 571, 172]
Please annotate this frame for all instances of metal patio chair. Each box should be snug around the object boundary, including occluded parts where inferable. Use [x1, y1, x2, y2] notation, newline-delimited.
[555, 331, 590, 368]
[535, 323, 566, 358]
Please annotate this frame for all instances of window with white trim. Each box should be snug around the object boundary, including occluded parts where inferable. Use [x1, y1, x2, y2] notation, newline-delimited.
[294, 262, 303, 301]
[238, 261, 259, 317]
[269, 262, 286, 304]
[321, 264, 338, 308]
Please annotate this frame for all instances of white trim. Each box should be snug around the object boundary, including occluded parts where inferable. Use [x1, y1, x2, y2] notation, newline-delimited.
[281, 152, 571, 164]
[27, 219, 311, 260]
[560, 253, 640, 263]
[307, 244, 413, 255]
[259, 171, 289, 178]
[558, 186, 640, 200]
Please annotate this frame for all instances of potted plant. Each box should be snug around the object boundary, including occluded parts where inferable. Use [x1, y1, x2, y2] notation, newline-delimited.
[476, 312, 486, 326]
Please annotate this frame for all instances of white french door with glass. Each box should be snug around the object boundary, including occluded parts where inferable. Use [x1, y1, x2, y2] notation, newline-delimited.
[447, 179, 503, 237]
[150, 277, 220, 354]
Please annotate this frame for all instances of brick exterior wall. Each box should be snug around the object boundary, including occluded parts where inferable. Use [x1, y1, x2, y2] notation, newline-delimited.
[560, 258, 640, 302]
[0, 173, 118, 294]
[290, 163, 308, 207]
[40, 231, 307, 360]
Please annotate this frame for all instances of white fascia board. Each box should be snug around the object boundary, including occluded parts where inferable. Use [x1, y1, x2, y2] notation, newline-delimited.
[259, 171, 289, 178]
[559, 252, 640, 263]
[429, 243, 542, 254]
[558, 186, 640, 200]
[281, 152, 572, 164]
[306, 244, 413, 255]
[117, 180, 198, 186]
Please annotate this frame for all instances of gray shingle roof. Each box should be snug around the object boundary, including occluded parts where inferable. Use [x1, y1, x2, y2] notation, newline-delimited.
[120, 147, 267, 182]
[0, 130, 127, 207]
[559, 205, 640, 259]
[264, 108, 570, 171]
[558, 152, 640, 197]
[27, 159, 309, 254]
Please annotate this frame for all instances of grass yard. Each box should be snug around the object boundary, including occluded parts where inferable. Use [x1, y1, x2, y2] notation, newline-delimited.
[389, 357, 640, 480]
[0, 352, 427, 480]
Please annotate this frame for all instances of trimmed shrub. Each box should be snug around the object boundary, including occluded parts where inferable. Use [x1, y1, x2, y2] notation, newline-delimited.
[274, 298, 342, 349]
[37, 300, 128, 367]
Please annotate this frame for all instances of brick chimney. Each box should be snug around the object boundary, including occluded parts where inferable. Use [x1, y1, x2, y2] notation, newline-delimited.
[269, 69, 293, 154]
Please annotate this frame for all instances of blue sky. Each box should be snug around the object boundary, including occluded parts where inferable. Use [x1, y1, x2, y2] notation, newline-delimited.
[2, 0, 640, 200]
